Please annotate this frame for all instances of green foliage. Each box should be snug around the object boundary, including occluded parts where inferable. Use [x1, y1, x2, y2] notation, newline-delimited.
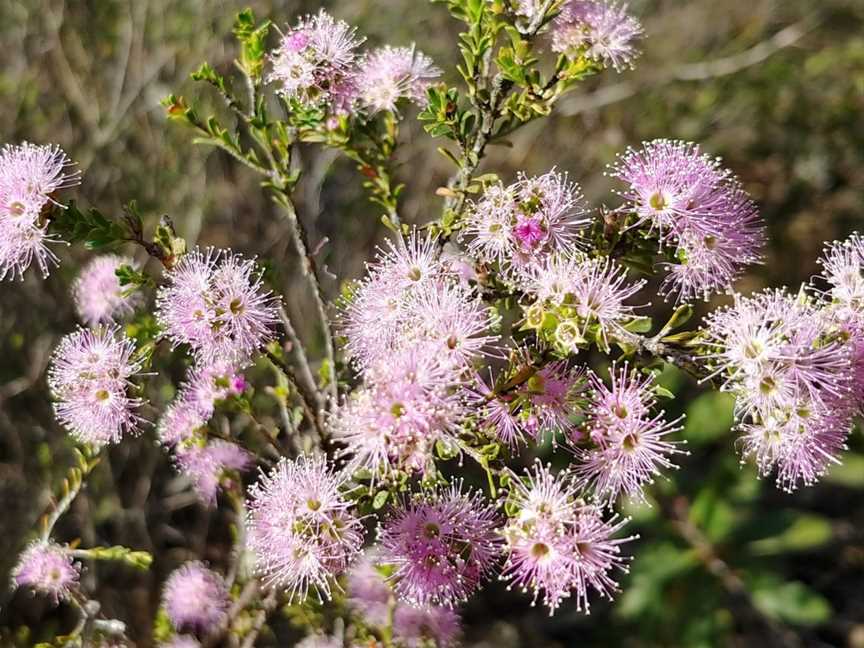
[50, 202, 128, 250]
[233, 9, 272, 80]
[748, 575, 832, 626]
[75, 545, 153, 570]
[683, 392, 736, 445]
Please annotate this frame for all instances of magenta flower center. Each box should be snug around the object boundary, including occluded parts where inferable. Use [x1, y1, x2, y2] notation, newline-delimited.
[286, 31, 310, 52]
[513, 216, 547, 251]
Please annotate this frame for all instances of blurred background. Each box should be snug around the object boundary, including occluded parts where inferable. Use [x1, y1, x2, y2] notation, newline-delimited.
[1, 0, 863, 646]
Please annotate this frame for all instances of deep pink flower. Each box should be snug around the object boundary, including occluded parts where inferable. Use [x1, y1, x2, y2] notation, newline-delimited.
[464, 170, 589, 274]
[378, 484, 502, 607]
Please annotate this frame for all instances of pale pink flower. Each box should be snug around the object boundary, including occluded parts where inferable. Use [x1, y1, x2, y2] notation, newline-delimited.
[331, 347, 466, 476]
[0, 142, 80, 280]
[247, 455, 363, 601]
[73, 255, 141, 325]
[176, 440, 252, 506]
[269, 10, 364, 110]
[464, 170, 590, 274]
[500, 462, 634, 614]
[12, 541, 81, 604]
[574, 364, 685, 505]
[156, 248, 278, 364]
[161, 562, 229, 634]
[358, 45, 441, 113]
[378, 484, 502, 607]
[552, 1, 643, 71]
[49, 325, 144, 446]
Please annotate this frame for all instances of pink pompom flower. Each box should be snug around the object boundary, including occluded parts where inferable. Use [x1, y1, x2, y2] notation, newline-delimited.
[463, 170, 590, 275]
[574, 364, 685, 506]
[161, 562, 230, 634]
[703, 288, 856, 490]
[176, 440, 253, 507]
[357, 45, 441, 113]
[155, 248, 278, 364]
[72, 254, 141, 326]
[331, 346, 467, 476]
[500, 462, 634, 614]
[12, 541, 81, 604]
[268, 10, 364, 110]
[610, 139, 765, 302]
[378, 483, 502, 608]
[48, 325, 144, 447]
[0, 142, 81, 280]
[247, 455, 363, 602]
[551, 1, 643, 71]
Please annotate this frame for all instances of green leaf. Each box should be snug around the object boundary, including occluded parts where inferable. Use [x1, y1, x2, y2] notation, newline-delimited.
[233, 9, 271, 80]
[616, 542, 698, 619]
[689, 485, 737, 543]
[748, 514, 833, 555]
[372, 490, 390, 510]
[653, 385, 675, 400]
[749, 576, 831, 626]
[77, 545, 153, 570]
[662, 304, 694, 333]
[50, 201, 129, 249]
[683, 392, 735, 445]
[824, 451, 864, 488]
[623, 316, 653, 334]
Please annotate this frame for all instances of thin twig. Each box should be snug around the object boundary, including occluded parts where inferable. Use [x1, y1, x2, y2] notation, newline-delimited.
[274, 195, 339, 411]
[265, 348, 325, 443]
[278, 305, 325, 412]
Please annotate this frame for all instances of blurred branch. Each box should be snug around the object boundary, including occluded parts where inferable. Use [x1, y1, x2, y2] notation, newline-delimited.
[0, 334, 52, 405]
[559, 18, 817, 116]
[663, 495, 805, 648]
[240, 589, 278, 648]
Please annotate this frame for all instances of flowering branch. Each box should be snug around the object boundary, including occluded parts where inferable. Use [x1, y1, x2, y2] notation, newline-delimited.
[5, 2, 859, 646]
